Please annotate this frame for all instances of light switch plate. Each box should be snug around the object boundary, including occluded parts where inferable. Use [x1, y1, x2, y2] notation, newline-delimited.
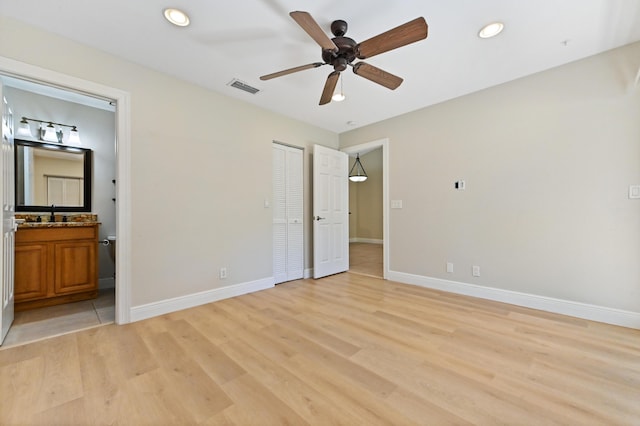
[391, 200, 403, 209]
[472, 265, 480, 277]
[629, 185, 640, 199]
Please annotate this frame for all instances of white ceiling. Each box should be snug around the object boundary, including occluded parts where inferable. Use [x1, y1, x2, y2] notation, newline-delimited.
[2, 1, 640, 133]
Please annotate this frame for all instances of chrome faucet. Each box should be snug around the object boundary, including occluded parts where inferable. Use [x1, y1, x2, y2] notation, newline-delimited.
[50, 204, 56, 222]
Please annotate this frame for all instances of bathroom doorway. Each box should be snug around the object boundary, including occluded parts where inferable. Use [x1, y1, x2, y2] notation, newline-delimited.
[1, 77, 116, 347]
[0, 56, 131, 347]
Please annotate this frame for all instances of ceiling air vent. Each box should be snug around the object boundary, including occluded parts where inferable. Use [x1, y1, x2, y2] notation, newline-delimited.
[228, 79, 260, 95]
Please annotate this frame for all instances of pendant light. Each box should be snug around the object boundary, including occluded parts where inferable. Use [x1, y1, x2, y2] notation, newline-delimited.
[349, 153, 367, 182]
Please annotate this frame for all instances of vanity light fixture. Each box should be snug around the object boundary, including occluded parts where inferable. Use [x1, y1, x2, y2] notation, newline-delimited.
[478, 21, 504, 39]
[42, 123, 58, 142]
[19, 117, 82, 144]
[349, 153, 368, 182]
[332, 74, 346, 102]
[163, 8, 190, 27]
[68, 126, 81, 144]
[16, 117, 33, 138]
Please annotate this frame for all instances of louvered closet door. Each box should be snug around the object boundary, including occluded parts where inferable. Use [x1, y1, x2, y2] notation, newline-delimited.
[273, 143, 303, 284]
[285, 147, 303, 280]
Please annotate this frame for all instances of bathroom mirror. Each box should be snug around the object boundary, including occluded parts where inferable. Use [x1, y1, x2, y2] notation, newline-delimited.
[14, 139, 92, 212]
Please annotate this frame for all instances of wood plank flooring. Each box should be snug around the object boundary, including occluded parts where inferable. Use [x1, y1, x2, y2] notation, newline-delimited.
[349, 242, 383, 277]
[1, 274, 639, 425]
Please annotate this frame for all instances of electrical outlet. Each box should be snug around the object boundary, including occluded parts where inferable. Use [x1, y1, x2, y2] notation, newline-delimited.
[446, 262, 454, 273]
[219, 267, 228, 279]
[472, 265, 480, 277]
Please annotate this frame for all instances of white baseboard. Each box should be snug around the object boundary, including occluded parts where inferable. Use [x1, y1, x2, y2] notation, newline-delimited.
[129, 277, 274, 322]
[304, 268, 313, 279]
[387, 271, 640, 329]
[99, 277, 115, 289]
[349, 238, 383, 244]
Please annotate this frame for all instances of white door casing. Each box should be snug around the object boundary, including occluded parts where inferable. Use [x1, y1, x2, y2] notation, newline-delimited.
[0, 55, 132, 325]
[0, 80, 16, 345]
[341, 138, 390, 279]
[313, 144, 348, 279]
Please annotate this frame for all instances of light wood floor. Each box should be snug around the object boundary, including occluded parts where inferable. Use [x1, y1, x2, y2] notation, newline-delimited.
[1, 274, 639, 425]
[2, 288, 115, 349]
[349, 242, 383, 277]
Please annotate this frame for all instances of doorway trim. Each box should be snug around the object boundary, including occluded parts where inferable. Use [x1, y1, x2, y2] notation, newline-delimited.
[0, 55, 132, 324]
[341, 138, 389, 279]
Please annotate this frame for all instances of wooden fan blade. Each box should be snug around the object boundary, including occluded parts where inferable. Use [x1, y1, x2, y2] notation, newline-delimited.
[352, 62, 403, 90]
[290, 11, 338, 53]
[319, 71, 340, 105]
[356, 17, 428, 59]
[260, 62, 324, 80]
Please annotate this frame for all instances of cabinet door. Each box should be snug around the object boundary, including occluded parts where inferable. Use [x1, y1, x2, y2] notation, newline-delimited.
[15, 243, 49, 301]
[54, 241, 97, 294]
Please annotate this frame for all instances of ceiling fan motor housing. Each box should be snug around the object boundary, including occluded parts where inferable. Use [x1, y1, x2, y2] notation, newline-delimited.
[322, 36, 358, 71]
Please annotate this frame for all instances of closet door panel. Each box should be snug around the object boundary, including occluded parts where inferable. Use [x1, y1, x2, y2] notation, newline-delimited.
[286, 148, 303, 280]
[273, 143, 304, 284]
[272, 145, 288, 284]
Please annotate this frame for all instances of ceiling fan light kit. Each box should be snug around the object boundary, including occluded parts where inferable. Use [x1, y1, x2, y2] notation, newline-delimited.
[260, 11, 428, 105]
[332, 74, 346, 102]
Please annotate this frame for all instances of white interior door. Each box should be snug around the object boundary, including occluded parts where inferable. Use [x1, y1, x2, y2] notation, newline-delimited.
[0, 80, 16, 345]
[313, 144, 348, 279]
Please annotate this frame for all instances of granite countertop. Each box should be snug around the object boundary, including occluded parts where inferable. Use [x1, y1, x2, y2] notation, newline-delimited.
[18, 221, 100, 229]
[15, 213, 99, 229]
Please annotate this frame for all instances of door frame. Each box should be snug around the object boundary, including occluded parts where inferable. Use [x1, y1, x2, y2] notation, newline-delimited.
[0, 55, 132, 324]
[341, 138, 389, 279]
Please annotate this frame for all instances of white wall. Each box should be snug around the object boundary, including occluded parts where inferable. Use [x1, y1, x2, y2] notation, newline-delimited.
[7, 87, 117, 285]
[0, 16, 338, 308]
[340, 42, 640, 316]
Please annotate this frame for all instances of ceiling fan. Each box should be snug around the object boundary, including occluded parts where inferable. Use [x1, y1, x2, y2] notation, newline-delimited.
[260, 11, 428, 105]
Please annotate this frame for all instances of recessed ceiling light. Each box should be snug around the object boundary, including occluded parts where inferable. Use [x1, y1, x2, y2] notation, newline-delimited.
[478, 22, 504, 39]
[164, 8, 190, 27]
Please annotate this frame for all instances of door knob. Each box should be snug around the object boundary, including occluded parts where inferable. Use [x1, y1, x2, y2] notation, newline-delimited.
[314, 216, 326, 221]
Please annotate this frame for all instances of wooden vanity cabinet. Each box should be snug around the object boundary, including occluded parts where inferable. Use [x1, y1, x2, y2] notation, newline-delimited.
[15, 225, 99, 311]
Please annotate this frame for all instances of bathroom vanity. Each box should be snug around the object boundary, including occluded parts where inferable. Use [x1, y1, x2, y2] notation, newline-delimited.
[14, 222, 99, 311]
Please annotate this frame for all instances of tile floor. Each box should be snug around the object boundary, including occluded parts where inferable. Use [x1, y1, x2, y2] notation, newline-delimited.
[1, 288, 115, 349]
